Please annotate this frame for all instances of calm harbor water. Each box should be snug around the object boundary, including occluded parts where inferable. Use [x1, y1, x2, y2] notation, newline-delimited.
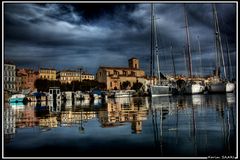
[4, 93, 236, 157]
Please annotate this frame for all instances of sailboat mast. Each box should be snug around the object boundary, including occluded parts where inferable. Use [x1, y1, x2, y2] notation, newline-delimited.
[183, 4, 192, 79]
[226, 39, 232, 80]
[152, 4, 161, 84]
[150, 4, 155, 84]
[183, 46, 189, 76]
[212, 4, 226, 79]
[170, 45, 176, 78]
[197, 36, 203, 77]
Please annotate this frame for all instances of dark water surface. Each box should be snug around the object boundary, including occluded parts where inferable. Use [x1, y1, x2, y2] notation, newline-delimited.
[4, 93, 236, 157]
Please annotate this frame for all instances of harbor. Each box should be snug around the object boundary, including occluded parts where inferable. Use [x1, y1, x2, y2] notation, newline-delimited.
[3, 2, 237, 158]
[4, 93, 236, 157]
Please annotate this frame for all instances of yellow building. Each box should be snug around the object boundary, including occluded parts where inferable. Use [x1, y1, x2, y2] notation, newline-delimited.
[96, 57, 146, 90]
[39, 68, 56, 80]
[57, 70, 95, 84]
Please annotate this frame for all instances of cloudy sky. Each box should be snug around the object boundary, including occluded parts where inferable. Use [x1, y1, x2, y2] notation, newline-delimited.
[4, 2, 236, 78]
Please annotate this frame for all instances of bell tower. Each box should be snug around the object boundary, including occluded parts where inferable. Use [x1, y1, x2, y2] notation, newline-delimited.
[128, 57, 139, 69]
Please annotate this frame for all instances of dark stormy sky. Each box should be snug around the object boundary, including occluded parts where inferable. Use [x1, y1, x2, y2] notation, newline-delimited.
[4, 2, 236, 77]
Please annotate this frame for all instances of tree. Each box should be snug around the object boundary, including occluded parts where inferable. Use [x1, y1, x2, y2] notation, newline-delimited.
[121, 81, 131, 90]
[34, 79, 49, 92]
[131, 82, 143, 91]
[34, 79, 61, 92]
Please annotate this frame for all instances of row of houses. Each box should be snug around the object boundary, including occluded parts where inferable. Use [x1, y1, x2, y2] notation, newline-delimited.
[4, 57, 151, 92]
[4, 63, 95, 93]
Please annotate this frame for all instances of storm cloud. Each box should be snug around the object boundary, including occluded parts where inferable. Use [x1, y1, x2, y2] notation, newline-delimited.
[4, 2, 236, 77]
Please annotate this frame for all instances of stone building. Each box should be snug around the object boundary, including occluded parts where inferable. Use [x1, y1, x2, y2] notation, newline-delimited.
[4, 63, 16, 92]
[39, 68, 56, 80]
[96, 57, 146, 90]
[56, 70, 95, 83]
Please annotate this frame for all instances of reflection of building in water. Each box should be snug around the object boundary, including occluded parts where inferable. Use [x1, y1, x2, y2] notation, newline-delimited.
[15, 106, 39, 128]
[4, 104, 16, 143]
[48, 100, 61, 112]
[65, 100, 72, 108]
[39, 116, 58, 128]
[226, 93, 235, 105]
[98, 97, 148, 134]
[60, 111, 96, 126]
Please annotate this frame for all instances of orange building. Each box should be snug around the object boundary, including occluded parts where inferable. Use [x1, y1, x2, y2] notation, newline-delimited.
[16, 68, 39, 91]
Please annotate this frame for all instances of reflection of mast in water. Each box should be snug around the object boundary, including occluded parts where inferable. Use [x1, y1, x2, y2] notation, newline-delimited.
[226, 109, 231, 153]
[150, 96, 171, 156]
[190, 96, 197, 156]
[150, 100, 162, 155]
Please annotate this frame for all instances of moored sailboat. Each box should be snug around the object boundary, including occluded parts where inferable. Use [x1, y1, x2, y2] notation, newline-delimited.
[207, 4, 228, 93]
[149, 4, 176, 96]
[182, 4, 204, 94]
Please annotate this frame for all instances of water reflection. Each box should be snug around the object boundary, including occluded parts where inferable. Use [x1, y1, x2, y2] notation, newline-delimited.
[4, 94, 236, 157]
[98, 97, 148, 134]
[148, 94, 236, 157]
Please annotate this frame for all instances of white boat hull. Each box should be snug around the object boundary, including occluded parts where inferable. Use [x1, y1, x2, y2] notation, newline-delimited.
[114, 93, 132, 98]
[226, 82, 235, 93]
[150, 85, 172, 96]
[110, 90, 134, 98]
[184, 84, 204, 94]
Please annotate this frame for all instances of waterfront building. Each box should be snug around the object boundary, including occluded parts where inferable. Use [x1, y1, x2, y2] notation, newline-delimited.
[56, 70, 95, 83]
[39, 68, 56, 80]
[17, 68, 39, 91]
[96, 57, 146, 90]
[4, 63, 16, 92]
[15, 74, 22, 92]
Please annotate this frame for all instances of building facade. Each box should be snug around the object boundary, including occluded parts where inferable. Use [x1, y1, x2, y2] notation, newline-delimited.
[15, 74, 22, 92]
[39, 68, 56, 80]
[96, 57, 146, 90]
[4, 63, 16, 92]
[16, 68, 39, 92]
[57, 70, 95, 83]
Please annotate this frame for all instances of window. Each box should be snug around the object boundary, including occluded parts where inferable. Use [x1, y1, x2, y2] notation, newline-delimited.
[114, 70, 118, 75]
[131, 71, 135, 76]
[123, 71, 127, 76]
[50, 90, 53, 94]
